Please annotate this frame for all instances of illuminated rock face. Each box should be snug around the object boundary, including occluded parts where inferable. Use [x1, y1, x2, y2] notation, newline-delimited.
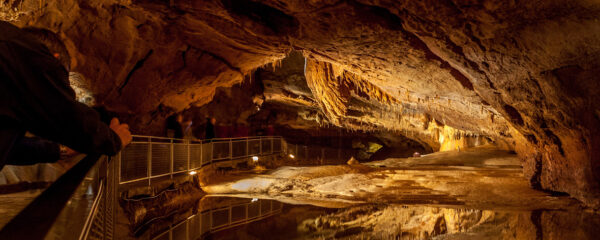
[6, 0, 600, 206]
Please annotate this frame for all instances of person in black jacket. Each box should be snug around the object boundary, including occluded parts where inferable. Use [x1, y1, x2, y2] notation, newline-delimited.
[205, 117, 216, 140]
[166, 114, 184, 138]
[5, 137, 76, 166]
[0, 21, 131, 170]
[4, 106, 121, 167]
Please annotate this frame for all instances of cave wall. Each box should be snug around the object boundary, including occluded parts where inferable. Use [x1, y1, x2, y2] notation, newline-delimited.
[386, 0, 600, 206]
[3, 0, 600, 206]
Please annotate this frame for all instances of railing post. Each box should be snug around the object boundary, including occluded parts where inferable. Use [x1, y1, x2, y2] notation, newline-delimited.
[111, 155, 118, 240]
[229, 139, 232, 159]
[170, 139, 174, 179]
[186, 219, 189, 240]
[228, 206, 232, 225]
[210, 141, 214, 165]
[147, 138, 152, 187]
[210, 211, 213, 230]
[117, 151, 121, 184]
[187, 141, 190, 171]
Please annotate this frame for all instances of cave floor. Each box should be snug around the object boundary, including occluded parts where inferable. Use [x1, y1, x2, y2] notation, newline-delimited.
[195, 146, 600, 239]
[203, 146, 583, 211]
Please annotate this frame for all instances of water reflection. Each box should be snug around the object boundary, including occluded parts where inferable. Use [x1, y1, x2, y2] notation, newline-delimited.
[122, 195, 600, 240]
[126, 196, 283, 240]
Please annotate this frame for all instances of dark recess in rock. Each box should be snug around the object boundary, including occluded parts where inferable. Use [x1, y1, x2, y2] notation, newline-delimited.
[118, 49, 154, 94]
[503, 104, 524, 126]
[221, 0, 299, 37]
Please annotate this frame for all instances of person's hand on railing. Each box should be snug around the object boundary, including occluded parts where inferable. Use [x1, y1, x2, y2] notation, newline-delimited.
[110, 118, 132, 149]
[59, 145, 79, 159]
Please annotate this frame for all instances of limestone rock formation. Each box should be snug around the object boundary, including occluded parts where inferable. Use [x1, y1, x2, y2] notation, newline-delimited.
[346, 157, 359, 165]
[3, 0, 600, 206]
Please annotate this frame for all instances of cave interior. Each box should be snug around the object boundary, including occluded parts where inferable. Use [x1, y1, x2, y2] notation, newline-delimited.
[1, 0, 600, 239]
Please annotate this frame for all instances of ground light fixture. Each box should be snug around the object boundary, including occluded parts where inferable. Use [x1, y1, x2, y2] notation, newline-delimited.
[289, 154, 295, 159]
[189, 170, 197, 175]
[252, 156, 259, 162]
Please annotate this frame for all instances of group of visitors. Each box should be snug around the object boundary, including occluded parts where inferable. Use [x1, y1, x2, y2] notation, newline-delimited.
[164, 116, 279, 140]
[165, 114, 216, 140]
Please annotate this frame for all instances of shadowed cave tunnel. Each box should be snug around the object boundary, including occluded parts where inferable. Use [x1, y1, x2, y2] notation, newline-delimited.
[1, 0, 600, 239]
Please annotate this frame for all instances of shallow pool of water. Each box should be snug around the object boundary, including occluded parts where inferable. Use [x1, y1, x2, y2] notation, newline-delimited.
[121, 195, 600, 240]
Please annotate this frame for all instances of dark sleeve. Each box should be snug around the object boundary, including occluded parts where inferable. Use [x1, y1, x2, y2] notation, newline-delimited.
[0, 41, 122, 156]
[6, 137, 61, 165]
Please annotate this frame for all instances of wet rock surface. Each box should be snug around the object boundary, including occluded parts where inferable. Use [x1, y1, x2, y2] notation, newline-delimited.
[3, 0, 600, 206]
[203, 147, 582, 211]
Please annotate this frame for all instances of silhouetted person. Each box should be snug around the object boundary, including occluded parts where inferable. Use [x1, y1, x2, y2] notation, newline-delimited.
[182, 117, 194, 140]
[266, 124, 275, 136]
[166, 114, 184, 138]
[6, 107, 116, 165]
[233, 123, 249, 137]
[5, 137, 73, 166]
[0, 21, 131, 170]
[205, 118, 216, 139]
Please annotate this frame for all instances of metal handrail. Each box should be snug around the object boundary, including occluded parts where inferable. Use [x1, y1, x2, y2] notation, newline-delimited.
[70, 135, 287, 239]
[0, 154, 102, 239]
[118, 135, 285, 186]
[130, 134, 282, 142]
[78, 181, 104, 240]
